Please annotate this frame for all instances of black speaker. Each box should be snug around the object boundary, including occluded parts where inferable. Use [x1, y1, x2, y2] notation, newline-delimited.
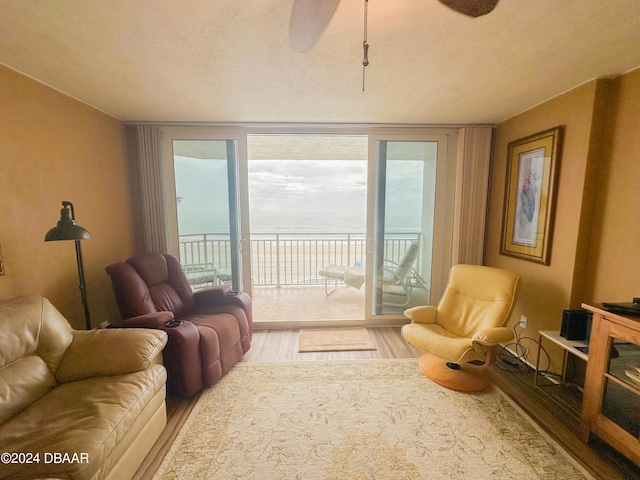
[561, 310, 589, 340]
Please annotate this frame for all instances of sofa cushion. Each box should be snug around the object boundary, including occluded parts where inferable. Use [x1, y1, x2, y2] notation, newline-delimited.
[105, 262, 158, 318]
[149, 282, 189, 317]
[0, 364, 167, 480]
[0, 295, 73, 426]
[126, 253, 196, 318]
[0, 356, 55, 426]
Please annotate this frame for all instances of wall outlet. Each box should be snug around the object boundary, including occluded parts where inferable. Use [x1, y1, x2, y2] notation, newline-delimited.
[519, 315, 527, 329]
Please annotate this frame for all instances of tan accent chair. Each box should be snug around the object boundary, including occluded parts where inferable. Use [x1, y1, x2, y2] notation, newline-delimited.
[402, 264, 520, 392]
[0, 294, 168, 480]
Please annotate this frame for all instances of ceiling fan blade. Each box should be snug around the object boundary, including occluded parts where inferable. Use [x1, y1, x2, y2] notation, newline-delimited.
[438, 0, 499, 17]
[289, 0, 341, 52]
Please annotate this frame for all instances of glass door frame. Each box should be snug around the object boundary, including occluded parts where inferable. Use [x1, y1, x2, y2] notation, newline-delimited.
[161, 127, 250, 293]
[161, 124, 458, 326]
[364, 130, 457, 325]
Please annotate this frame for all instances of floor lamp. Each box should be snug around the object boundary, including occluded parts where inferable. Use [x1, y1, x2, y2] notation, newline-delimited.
[45, 201, 92, 330]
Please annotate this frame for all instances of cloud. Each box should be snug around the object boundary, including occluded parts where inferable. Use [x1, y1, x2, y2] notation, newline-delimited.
[249, 160, 367, 210]
[172, 154, 428, 235]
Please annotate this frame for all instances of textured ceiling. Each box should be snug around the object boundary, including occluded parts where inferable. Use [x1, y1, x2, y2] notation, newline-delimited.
[1, 0, 640, 124]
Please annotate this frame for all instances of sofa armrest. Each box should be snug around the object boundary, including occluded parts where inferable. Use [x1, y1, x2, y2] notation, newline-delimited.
[403, 305, 437, 324]
[55, 328, 168, 384]
[471, 327, 514, 347]
[121, 311, 175, 328]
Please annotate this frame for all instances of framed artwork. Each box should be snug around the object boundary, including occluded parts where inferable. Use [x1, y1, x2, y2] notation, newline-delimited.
[500, 126, 563, 264]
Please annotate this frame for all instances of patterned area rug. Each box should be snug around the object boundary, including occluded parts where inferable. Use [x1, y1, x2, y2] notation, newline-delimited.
[154, 360, 592, 479]
[298, 327, 376, 352]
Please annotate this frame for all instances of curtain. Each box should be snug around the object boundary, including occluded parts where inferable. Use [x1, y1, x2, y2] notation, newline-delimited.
[135, 125, 169, 253]
[452, 127, 493, 266]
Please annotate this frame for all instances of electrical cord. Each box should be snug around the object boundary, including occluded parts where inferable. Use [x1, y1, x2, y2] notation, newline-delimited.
[496, 322, 531, 372]
[496, 322, 576, 383]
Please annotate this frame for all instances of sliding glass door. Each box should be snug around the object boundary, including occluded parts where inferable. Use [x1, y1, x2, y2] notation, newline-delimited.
[162, 132, 244, 292]
[160, 126, 456, 325]
[365, 133, 452, 320]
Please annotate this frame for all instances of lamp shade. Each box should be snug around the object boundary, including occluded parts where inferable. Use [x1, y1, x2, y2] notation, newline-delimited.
[44, 224, 90, 241]
[44, 201, 90, 241]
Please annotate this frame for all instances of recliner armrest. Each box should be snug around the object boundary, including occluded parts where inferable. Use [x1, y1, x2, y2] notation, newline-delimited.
[194, 289, 253, 335]
[471, 327, 514, 347]
[404, 305, 437, 324]
[121, 311, 175, 328]
[55, 328, 168, 383]
[120, 313, 203, 398]
[193, 285, 233, 305]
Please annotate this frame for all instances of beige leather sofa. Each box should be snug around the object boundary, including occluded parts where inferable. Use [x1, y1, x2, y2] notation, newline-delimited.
[0, 294, 168, 480]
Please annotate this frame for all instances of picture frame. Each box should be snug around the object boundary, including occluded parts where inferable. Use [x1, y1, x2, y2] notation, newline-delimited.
[500, 126, 563, 265]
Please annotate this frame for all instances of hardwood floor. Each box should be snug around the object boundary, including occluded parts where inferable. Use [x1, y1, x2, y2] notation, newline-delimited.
[135, 328, 640, 480]
[241, 326, 423, 362]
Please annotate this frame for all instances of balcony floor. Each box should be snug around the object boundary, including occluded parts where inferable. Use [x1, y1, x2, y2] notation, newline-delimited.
[252, 284, 366, 325]
[250, 283, 428, 326]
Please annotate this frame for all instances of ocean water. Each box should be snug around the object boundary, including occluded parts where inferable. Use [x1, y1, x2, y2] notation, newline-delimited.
[250, 211, 365, 234]
[180, 211, 420, 237]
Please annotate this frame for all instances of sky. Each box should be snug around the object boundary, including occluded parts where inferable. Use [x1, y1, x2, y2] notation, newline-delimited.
[173, 137, 435, 236]
[247, 159, 367, 233]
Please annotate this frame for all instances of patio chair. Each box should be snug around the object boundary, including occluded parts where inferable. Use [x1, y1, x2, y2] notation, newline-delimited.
[184, 264, 219, 289]
[185, 265, 232, 289]
[381, 241, 427, 307]
[318, 264, 365, 296]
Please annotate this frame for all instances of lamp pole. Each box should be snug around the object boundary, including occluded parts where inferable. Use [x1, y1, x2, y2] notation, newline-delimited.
[45, 201, 92, 330]
[73, 238, 91, 330]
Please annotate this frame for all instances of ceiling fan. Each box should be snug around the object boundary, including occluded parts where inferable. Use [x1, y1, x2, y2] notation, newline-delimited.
[289, 0, 500, 52]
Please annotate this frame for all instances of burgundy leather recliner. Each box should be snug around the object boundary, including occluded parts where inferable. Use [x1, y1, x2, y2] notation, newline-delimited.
[105, 253, 252, 398]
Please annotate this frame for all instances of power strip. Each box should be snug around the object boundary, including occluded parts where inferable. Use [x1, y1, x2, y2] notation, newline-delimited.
[501, 357, 519, 368]
[500, 343, 563, 385]
[500, 343, 536, 370]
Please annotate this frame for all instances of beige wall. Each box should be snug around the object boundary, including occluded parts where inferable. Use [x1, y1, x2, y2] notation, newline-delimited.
[485, 69, 640, 368]
[586, 69, 640, 303]
[3, 60, 638, 343]
[0, 66, 137, 329]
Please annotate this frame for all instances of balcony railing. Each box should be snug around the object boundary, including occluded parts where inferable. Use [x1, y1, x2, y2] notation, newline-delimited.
[179, 232, 422, 287]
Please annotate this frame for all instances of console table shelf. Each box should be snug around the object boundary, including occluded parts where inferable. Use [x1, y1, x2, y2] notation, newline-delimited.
[535, 330, 588, 385]
[580, 303, 640, 467]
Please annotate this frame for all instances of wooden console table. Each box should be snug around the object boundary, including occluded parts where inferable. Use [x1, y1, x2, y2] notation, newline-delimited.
[580, 303, 640, 466]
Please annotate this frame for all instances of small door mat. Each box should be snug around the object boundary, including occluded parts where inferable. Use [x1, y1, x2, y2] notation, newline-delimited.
[298, 327, 376, 352]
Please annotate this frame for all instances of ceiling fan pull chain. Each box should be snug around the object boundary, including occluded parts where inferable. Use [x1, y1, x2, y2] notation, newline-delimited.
[362, 0, 369, 91]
